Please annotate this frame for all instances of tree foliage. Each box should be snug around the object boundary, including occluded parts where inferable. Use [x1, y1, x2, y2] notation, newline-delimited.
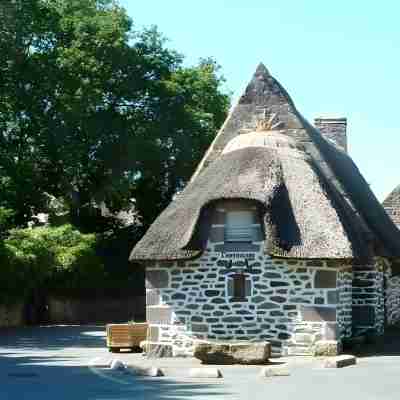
[0, 0, 230, 230]
[0, 225, 104, 303]
[0, 0, 229, 304]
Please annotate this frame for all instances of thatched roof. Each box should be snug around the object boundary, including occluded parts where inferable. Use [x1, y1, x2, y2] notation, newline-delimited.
[383, 185, 400, 228]
[130, 63, 400, 262]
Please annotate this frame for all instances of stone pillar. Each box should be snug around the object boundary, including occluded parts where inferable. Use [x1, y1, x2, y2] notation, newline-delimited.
[314, 117, 347, 153]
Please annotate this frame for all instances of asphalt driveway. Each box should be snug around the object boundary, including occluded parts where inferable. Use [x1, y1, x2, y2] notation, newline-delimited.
[1, 325, 400, 400]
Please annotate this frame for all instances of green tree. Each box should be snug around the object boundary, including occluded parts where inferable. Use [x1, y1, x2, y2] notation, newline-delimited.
[0, 0, 230, 230]
[0, 224, 104, 303]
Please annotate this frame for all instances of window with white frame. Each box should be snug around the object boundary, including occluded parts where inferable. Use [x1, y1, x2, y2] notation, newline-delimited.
[225, 210, 254, 242]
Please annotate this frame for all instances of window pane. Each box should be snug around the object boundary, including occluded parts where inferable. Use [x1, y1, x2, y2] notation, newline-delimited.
[226, 211, 253, 226]
[225, 211, 253, 242]
[233, 274, 246, 298]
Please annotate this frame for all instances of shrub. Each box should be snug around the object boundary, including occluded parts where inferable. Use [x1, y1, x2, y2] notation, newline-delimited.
[0, 224, 104, 303]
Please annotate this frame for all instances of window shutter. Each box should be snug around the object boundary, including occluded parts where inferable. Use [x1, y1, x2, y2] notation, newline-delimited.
[227, 277, 234, 297]
[245, 279, 251, 297]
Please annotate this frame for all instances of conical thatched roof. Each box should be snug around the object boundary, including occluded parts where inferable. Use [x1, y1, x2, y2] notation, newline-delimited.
[130, 64, 400, 262]
[383, 185, 400, 228]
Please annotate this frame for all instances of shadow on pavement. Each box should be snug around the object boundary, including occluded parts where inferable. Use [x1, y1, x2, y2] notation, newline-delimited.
[0, 325, 107, 351]
[0, 325, 232, 400]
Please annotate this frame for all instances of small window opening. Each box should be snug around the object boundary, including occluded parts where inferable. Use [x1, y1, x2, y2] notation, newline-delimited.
[225, 210, 254, 242]
[233, 273, 246, 298]
[227, 273, 251, 301]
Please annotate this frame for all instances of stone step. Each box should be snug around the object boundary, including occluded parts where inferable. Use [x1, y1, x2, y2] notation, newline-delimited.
[282, 344, 313, 356]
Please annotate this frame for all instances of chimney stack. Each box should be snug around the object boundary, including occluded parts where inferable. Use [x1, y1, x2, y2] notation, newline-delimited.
[314, 117, 347, 153]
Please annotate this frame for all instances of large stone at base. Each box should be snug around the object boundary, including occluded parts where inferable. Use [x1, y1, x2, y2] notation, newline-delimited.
[259, 365, 290, 377]
[323, 355, 356, 368]
[313, 340, 342, 356]
[194, 342, 271, 365]
[189, 368, 223, 378]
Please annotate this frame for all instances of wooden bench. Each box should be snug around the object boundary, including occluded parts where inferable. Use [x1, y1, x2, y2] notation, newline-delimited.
[106, 323, 148, 352]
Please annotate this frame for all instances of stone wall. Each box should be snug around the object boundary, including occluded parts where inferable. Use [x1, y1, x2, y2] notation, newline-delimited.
[0, 302, 24, 328]
[352, 262, 385, 336]
[48, 296, 145, 324]
[386, 274, 400, 326]
[146, 241, 348, 356]
[337, 269, 353, 338]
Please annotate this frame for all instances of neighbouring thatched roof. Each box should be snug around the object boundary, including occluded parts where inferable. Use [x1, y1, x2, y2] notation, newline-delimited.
[130, 63, 400, 262]
[383, 185, 400, 228]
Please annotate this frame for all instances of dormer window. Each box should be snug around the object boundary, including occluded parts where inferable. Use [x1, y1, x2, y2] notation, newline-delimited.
[225, 210, 254, 242]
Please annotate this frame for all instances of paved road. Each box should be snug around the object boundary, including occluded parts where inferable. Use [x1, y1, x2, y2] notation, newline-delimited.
[1, 326, 400, 400]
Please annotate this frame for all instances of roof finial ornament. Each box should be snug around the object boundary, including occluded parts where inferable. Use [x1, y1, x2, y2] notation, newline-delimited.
[255, 112, 283, 131]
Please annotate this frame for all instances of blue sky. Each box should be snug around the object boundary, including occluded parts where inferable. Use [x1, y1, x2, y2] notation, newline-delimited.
[120, 0, 399, 201]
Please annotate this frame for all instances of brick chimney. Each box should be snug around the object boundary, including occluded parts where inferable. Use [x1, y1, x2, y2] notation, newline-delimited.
[314, 117, 347, 153]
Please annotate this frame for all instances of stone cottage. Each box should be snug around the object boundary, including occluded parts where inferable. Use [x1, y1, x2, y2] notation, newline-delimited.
[130, 64, 400, 356]
[383, 186, 400, 325]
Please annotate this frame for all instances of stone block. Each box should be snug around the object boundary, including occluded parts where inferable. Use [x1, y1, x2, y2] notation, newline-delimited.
[205, 290, 220, 297]
[259, 302, 280, 309]
[259, 365, 290, 377]
[306, 260, 324, 267]
[146, 289, 161, 306]
[110, 359, 125, 371]
[314, 270, 337, 288]
[293, 332, 315, 344]
[325, 323, 338, 340]
[191, 323, 209, 333]
[171, 293, 186, 300]
[194, 342, 271, 365]
[300, 305, 336, 322]
[126, 365, 164, 377]
[323, 355, 356, 368]
[147, 326, 160, 342]
[146, 306, 172, 324]
[189, 368, 223, 378]
[313, 340, 342, 356]
[140, 341, 173, 357]
[146, 270, 169, 289]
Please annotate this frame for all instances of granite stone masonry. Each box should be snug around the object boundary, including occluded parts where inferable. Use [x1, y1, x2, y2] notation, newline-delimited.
[386, 269, 400, 326]
[145, 240, 351, 356]
[352, 261, 385, 335]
